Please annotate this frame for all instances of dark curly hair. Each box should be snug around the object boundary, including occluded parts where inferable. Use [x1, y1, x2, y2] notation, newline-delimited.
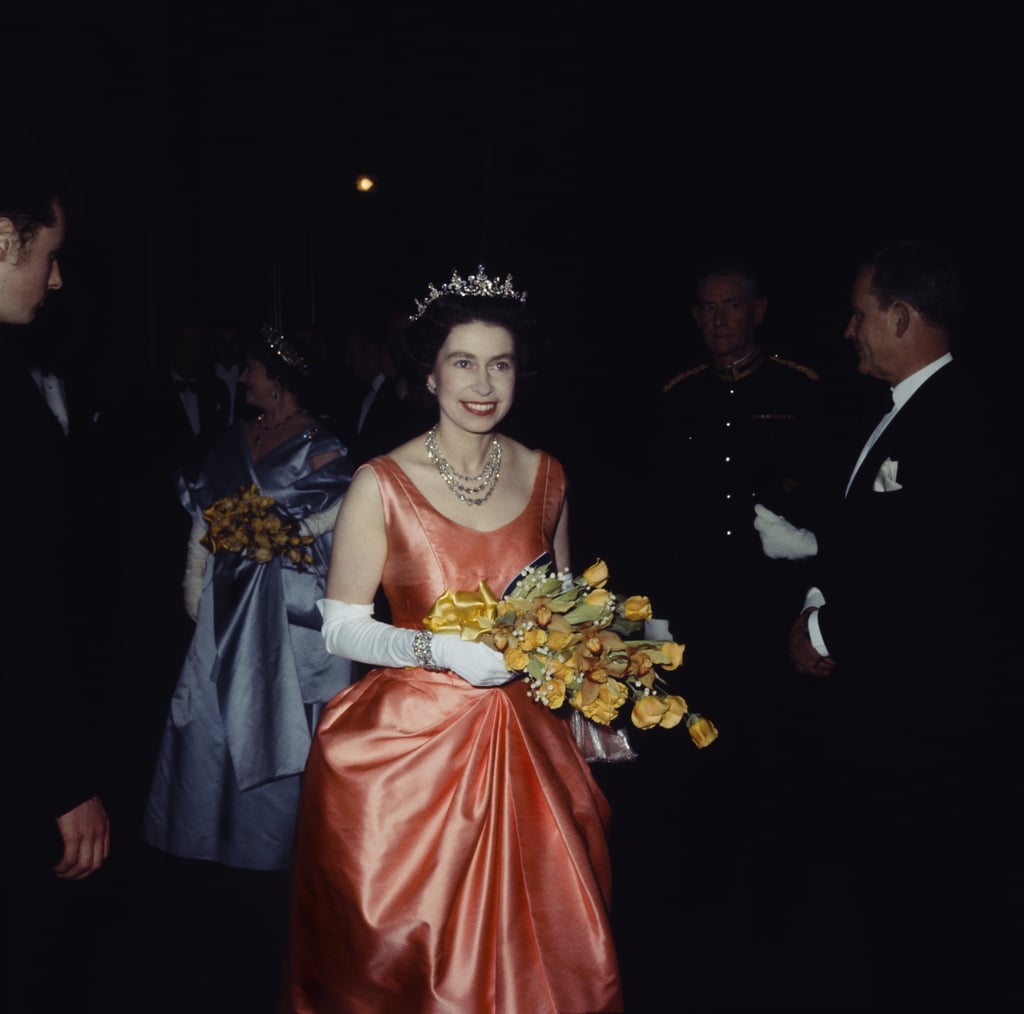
[0, 143, 65, 245]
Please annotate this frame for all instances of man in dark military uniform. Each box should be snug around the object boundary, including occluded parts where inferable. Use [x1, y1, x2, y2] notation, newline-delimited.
[661, 260, 821, 574]
[649, 258, 825, 932]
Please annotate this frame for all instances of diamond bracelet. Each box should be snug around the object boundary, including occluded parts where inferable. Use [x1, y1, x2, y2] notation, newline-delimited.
[413, 629, 444, 671]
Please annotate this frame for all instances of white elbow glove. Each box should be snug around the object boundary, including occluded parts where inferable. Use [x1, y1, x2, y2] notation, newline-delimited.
[183, 516, 209, 621]
[318, 599, 514, 687]
[753, 504, 819, 560]
[298, 502, 340, 539]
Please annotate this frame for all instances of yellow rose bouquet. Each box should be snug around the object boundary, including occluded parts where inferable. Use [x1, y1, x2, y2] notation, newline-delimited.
[423, 558, 718, 749]
[200, 483, 316, 571]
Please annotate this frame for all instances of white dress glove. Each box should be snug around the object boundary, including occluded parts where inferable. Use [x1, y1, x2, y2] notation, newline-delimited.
[429, 636, 514, 687]
[318, 599, 514, 687]
[298, 502, 340, 538]
[753, 503, 819, 560]
[183, 516, 210, 621]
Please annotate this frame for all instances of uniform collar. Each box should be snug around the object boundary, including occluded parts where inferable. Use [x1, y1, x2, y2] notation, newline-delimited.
[712, 346, 764, 382]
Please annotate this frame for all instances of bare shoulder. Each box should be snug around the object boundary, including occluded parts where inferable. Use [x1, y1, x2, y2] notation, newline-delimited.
[387, 432, 431, 472]
[501, 437, 541, 473]
[342, 463, 386, 516]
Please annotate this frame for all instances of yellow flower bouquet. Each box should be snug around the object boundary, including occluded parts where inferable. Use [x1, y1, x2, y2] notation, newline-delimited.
[201, 483, 315, 571]
[424, 558, 718, 748]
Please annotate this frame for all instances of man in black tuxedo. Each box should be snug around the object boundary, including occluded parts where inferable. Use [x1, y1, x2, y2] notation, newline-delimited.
[783, 242, 1009, 1006]
[1, 147, 109, 876]
[2, 146, 111, 1010]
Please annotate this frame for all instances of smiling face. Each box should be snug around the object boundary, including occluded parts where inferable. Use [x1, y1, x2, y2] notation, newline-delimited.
[0, 202, 65, 325]
[428, 321, 516, 434]
[691, 273, 766, 368]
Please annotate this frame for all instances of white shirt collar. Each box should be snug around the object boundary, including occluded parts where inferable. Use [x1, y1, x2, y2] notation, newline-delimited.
[891, 352, 953, 409]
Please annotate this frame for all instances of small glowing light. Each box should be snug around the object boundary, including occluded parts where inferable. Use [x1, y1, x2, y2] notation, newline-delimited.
[355, 175, 377, 193]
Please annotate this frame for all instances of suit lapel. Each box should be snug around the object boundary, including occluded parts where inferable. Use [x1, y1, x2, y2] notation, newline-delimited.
[847, 362, 956, 500]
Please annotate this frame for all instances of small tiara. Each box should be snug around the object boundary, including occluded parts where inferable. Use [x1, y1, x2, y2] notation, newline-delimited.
[259, 324, 312, 375]
[410, 265, 527, 321]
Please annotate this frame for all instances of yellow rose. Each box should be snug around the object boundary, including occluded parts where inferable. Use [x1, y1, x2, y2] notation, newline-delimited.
[660, 641, 685, 671]
[631, 696, 669, 730]
[547, 659, 577, 683]
[504, 648, 530, 672]
[687, 714, 719, 748]
[660, 695, 687, 730]
[538, 678, 567, 709]
[546, 629, 575, 652]
[622, 595, 652, 621]
[520, 627, 548, 650]
[582, 559, 609, 588]
[535, 604, 553, 628]
[573, 678, 627, 725]
[584, 588, 613, 608]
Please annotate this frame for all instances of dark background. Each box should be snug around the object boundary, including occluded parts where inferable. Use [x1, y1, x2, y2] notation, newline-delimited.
[5, 6, 1021, 1011]
[8, 2, 1020, 390]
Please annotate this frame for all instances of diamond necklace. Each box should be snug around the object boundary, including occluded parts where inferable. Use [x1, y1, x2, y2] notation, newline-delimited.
[425, 425, 502, 506]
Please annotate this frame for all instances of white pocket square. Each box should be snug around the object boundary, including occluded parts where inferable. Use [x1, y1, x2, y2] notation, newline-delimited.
[872, 457, 902, 492]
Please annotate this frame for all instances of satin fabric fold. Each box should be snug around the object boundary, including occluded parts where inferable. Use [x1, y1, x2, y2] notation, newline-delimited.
[144, 423, 353, 870]
[287, 453, 622, 1013]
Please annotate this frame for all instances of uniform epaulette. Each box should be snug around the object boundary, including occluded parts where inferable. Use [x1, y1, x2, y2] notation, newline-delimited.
[768, 354, 819, 382]
[663, 362, 709, 394]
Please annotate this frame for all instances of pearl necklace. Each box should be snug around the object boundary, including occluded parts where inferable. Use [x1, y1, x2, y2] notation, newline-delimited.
[425, 425, 502, 506]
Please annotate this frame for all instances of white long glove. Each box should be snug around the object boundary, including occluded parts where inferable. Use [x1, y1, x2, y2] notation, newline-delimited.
[318, 599, 514, 687]
[298, 502, 340, 538]
[183, 517, 210, 621]
[753, 503, 819, 560]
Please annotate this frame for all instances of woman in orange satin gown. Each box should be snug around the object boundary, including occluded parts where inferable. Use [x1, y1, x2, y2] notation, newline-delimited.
[285, 271, 622, 1013]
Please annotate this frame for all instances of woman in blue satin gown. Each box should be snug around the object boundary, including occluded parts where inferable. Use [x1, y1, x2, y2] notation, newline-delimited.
[144, 325, 353, 872]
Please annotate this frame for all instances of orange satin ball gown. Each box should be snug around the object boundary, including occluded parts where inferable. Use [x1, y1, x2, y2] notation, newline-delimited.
[286, 453, 622, 1013]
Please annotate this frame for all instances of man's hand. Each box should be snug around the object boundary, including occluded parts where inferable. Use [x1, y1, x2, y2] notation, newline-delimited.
[53, 796, 110, 880]
[789, 606, 835, 676]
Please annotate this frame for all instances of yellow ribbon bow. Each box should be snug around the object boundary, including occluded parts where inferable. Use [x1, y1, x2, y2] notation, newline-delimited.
[423, 582, 500, 640]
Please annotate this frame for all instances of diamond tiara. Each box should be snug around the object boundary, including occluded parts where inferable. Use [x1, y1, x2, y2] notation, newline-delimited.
[259, 324, 312, 375]
[410, 265, 527, 321]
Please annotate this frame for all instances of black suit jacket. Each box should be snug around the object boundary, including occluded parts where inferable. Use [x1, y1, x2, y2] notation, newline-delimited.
[812, 361, 999, 764]
[3, 365, 100, 864]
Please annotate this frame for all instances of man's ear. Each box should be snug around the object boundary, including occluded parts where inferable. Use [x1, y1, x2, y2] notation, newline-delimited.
[0, 217, 18, 261]
[753, 296, 767, 327]
[891, 301, 911, 338]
